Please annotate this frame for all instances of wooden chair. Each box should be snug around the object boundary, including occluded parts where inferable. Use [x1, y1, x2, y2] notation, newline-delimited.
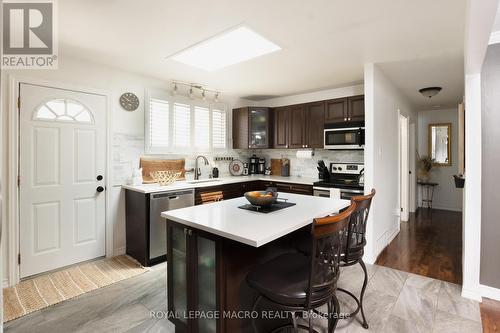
[337, 189, 376, 329]
[246, 203, 357, 333]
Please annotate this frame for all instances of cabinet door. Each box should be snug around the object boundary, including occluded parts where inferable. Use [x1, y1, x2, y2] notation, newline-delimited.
[348, 95, 365, 122]
[288, 104, 306, 148]
[325, 98, 348, 124]
[168, 224, 189, 328]
[306, 102, 325, 148]
[232, 107, 249, 149]
[273, 106, 289, 148]
[196, 234, 217, 333]
[249, 107, 270, 148]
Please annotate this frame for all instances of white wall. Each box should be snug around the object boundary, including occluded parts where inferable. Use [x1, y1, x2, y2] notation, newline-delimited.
[417, 108, 462, 211]
[0, 55, 248, 285]
[363, 63, 417, 264]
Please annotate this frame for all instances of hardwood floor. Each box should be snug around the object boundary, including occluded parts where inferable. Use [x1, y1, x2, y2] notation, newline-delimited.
[375, 208, 462, 284]
[481, 298, 500, 333]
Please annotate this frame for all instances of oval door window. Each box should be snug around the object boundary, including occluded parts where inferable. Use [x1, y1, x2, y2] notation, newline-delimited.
[34, 99, 94, 124]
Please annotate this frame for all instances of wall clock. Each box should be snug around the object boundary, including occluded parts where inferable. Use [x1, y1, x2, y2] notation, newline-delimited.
[119, 92, 140, 111]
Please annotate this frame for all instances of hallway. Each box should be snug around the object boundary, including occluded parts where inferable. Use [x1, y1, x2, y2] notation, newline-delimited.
[376, 209, 462, 284]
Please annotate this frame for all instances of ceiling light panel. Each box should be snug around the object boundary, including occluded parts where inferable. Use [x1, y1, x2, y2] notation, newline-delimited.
[170, 26, 281, 71]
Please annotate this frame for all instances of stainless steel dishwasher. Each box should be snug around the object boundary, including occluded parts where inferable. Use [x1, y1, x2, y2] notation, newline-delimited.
[149, 189, 194, 261]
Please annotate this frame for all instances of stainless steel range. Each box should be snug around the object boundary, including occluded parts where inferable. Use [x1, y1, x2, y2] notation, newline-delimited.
[313, 163, 365, 200]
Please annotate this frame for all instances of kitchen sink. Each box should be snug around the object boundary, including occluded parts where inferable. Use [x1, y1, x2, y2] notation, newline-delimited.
[186, 179, 222, 184]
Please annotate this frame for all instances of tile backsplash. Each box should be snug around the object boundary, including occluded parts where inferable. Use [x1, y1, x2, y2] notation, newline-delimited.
[251, 149, 364, 178]
[112, 133, 364, 185]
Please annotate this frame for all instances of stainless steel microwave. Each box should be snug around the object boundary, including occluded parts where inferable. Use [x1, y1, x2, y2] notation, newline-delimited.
[324, 127, 365, 150]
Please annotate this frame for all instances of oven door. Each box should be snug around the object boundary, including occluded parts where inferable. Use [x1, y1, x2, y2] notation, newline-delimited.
[339, 188, 365, 200]
[313, 189, 331, 198]
[324, 127, 365, 150]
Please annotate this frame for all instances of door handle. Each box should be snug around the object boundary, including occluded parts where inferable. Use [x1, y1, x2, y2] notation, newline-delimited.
[96, 186, 105, 193]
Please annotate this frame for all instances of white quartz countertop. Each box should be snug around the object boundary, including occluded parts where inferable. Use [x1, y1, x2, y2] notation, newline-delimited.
[161, 193, 350, 247]
[122, 175, 319, 194]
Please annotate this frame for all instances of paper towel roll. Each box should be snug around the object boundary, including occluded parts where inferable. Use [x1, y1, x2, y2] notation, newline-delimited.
[296, 150, 314, 159]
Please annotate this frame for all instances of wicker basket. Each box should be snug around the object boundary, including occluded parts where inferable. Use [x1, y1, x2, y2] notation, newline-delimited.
[150, 170, 182, 186]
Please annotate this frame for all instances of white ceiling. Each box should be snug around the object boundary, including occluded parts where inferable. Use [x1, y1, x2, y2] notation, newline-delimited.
[59, 0, 466, 102]
[378, 55, 464, 110]
[493, 4, 500, 32]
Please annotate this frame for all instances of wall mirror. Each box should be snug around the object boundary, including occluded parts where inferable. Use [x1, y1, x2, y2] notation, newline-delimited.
[428, 123, 452, 166]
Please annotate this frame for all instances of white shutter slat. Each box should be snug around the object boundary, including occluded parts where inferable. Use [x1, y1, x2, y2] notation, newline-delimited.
[212, 108, 226, 149]
[194, 106, 210, 149]
[149, 98, 169, 147]
[173, 102, 191, 147]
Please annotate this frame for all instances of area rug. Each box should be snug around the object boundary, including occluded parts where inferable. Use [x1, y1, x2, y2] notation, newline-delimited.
[2, 255, 149, 322]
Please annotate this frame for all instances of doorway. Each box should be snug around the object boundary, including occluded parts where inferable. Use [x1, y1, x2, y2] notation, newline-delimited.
[399, 112, 410, 222]
[19, 83, 107, 278]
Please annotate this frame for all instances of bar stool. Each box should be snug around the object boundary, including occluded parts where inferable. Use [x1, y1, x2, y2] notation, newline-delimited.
[337, 189, 376, 329]
[246, 203, 356, 333]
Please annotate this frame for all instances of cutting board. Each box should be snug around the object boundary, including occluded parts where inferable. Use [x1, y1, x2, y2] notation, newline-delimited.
[140, 158, 186, 183]
[270, 159, 282, 176]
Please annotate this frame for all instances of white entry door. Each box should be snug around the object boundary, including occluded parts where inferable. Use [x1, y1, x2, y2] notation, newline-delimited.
[19, 83, 107, 278]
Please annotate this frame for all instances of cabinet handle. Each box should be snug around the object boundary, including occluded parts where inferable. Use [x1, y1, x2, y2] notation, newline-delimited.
[188, 229, 192, 236]
[285, 145, 288, 148]
[344, 117, 347, 121]
[305, 144, 308, 148]
[348, 117, 351, 121]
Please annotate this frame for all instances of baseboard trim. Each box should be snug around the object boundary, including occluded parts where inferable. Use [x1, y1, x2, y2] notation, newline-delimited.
[462, 287, 483, 302]
[480, 284, 500, 302]
[417, 205, 462, 212]
[113, 247, 126, 256]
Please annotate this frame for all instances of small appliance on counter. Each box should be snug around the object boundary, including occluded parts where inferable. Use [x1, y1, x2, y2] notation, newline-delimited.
[258, 157, 266, 174]
[249, 154, 259, 175]
[243, 162, 249, 176]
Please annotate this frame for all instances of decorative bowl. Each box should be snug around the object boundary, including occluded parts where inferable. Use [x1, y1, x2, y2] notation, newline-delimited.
[150, 170, 182, 186]
[244, 190, 278, 207]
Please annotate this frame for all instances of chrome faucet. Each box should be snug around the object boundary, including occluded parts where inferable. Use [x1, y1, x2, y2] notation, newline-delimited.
[194, 155, 209, 180]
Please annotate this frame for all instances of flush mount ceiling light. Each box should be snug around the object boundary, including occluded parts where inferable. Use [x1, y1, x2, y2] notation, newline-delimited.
[419, 87, 442, 99]
[169, 26, 281, 71]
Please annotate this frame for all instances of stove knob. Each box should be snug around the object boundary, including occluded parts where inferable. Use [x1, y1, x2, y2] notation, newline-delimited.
[332, 167, 337, 171]
[338, 167, 343, 171]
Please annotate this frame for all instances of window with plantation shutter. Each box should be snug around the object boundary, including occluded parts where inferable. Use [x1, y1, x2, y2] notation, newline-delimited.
[194, 106, 210, 149]
[146, 90, 227, 153]
[149, 98, 169, 148]
[212, 108, 226, 149]
[173, 102, 191, 147]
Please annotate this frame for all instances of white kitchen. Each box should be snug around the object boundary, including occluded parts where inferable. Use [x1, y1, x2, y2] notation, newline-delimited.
[0, 0, 499, 332]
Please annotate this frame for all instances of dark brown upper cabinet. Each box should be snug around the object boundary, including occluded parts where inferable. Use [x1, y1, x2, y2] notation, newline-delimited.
[232, 107, 271, 149]
[288, 104, 307, 148]
[273, 106, 289, 148]
[348, 95, 365, 122]
[325, 95, 365, 125]
[325, 98, 348, 124]
[272, 102, 325, 149]
[306, 101, 325, 148]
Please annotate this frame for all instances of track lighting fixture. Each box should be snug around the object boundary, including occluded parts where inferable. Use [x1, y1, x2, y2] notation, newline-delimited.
[170, 80, 221, 102]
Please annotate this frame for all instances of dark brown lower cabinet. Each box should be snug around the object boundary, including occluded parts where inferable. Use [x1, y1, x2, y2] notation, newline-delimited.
[258, 181, 313, 196]
[167, 220, 310, 333]
[167, 221, 220, 333]
[195, 182, 256, 205]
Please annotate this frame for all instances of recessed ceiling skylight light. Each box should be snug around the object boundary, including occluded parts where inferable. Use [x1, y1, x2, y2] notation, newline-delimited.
[170, 26, 281, 71]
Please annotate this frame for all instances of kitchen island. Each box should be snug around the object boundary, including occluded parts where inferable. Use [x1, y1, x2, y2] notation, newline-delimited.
[162, 193, 350, 333]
